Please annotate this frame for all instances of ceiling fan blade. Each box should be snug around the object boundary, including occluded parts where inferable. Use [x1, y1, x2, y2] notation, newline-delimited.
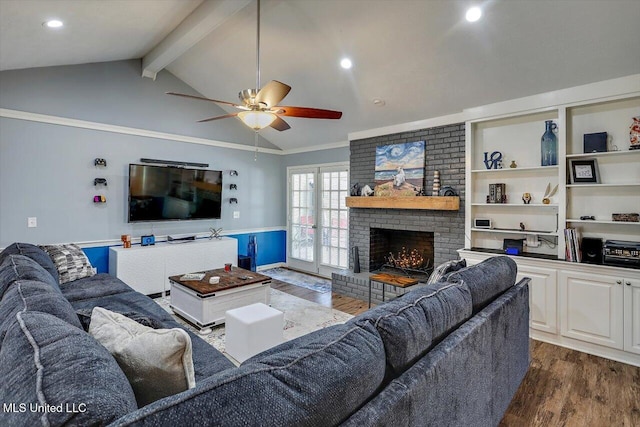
[254, 80, 291, 108]
[275, 106, 342, 119]
[270, 116, 291, 131]
[197, 112, 240, 123]
[166, 92, 244, 109]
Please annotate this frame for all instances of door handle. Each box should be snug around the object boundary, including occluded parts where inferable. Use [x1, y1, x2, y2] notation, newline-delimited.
[616, 280, 622, 285]
[626, 281, 632, 286]
[311, 225, 317, 229]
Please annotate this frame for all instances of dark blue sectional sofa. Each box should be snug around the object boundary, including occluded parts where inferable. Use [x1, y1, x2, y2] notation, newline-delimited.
[0, 242, 530, 426]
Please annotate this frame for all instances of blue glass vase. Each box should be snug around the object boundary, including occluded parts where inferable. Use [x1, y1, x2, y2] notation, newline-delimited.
[541, 120, 558, 166]
[247, 235, 257, 272]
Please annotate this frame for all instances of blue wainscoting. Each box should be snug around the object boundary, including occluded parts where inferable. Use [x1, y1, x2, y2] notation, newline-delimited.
[82, 230, 286, 274]
[227, 230, 286, 267]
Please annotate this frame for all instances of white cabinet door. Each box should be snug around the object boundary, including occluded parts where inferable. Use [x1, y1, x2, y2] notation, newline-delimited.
[624, 278, 640, 355]
[518, 266, 557, 334]
[559, 270, 624, 349]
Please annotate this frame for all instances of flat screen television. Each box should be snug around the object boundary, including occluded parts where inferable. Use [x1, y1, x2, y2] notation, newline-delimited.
[128, 164, 223, 222]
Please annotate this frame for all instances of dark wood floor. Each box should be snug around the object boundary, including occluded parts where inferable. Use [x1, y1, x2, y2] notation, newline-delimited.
[274, 280, 640, 427]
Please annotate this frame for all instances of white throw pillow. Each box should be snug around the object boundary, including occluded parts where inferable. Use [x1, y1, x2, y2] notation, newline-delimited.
[88, 307, 195, 407]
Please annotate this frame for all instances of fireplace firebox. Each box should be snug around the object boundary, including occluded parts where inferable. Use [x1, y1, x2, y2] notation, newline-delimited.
[369, 228, 434, 276]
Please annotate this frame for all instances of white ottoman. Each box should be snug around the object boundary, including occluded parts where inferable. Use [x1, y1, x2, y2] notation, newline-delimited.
[225, 303, 284, 363]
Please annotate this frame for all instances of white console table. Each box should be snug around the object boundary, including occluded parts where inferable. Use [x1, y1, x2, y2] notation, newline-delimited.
[109, 237, 237, 296]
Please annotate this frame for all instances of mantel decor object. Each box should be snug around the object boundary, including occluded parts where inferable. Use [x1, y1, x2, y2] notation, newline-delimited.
[541, 120, 558, 166]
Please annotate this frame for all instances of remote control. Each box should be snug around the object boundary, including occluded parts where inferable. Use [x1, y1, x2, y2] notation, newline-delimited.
[180, 273, 205, 281]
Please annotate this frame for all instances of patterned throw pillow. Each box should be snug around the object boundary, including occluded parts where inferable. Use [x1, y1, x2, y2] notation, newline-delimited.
[40, 243, 95, 284]
[426, 258, 467, 285]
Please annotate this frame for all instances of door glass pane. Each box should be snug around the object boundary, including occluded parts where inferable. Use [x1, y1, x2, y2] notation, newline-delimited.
[319, 170, 349, 269]
[290, 172, 314, 262]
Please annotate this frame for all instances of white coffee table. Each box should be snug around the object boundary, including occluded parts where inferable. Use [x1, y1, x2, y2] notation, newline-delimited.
[169, 267, 271, 334]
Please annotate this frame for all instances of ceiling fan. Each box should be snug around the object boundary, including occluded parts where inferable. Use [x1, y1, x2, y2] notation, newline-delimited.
[167, 0, 342, 132]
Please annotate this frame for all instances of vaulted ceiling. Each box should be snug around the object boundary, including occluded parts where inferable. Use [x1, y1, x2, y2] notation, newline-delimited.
[1, 0, 639, 151]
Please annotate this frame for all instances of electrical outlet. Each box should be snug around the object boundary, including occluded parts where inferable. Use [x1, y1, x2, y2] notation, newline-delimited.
[27, 217, 37, 228]
[233, 211, 240, 219]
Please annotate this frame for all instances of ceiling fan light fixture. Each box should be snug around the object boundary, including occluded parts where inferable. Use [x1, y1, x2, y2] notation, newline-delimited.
[238, 110, 277, 130]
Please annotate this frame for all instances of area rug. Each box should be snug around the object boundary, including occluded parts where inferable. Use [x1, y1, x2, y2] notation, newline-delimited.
[155, 288, 352, 362]
[261, 267, 332, 293]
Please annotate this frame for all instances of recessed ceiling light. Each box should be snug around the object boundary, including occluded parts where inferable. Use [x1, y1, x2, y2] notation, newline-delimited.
[43, 19, 64, 28]
[465, 7, 482, 22]
[340, 58, 352, 69]
[373, 99, 386, 106]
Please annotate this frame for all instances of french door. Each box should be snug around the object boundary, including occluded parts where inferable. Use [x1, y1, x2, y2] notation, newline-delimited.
[287, 163, 349, 277]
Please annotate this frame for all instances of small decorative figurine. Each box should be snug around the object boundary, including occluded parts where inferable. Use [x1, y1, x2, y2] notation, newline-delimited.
[542, 183, 558, 204]
[519, 222, 526, 231]
[510, 160, 517, 168]
[522, 193, 532, 204]
[361, 185, 374, 196]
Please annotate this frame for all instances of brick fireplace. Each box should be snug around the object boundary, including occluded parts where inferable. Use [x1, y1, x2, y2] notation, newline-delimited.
[332, 123, 466, 304]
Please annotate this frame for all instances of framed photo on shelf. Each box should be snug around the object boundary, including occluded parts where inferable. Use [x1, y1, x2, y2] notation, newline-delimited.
[569, 159, 600, 184]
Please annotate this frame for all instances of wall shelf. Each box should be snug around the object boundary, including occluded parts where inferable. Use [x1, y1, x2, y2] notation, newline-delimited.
[471, 227, 558, 236]
[346, 196, 459, 210]
[566, 219, 640, 226]
[566, 150, 640, 159]
[566, 183, 640, 188]
[471, 165, 558, 173]
[471, 203, 558, 208]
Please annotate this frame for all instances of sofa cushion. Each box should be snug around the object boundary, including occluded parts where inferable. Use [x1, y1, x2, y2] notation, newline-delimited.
[60, 272, 135, 302]
[350, 280, 472, 375]
[0, 280, 82, 344]
[0, 311, 137, 426]
[89, 307, 196, 407]
[111, 322, 386, 426]
[0, 254, 60, 297]
[447, 256, 517, 313]
[0, 242, 59, 282]
[40, 243, 96, 284]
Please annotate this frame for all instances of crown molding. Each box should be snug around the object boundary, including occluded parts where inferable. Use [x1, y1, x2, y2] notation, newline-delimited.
[0, 108, 284, 155]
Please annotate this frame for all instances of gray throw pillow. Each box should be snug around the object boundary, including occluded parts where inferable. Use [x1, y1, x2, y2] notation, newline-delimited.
[427, 258, 467, 285]
[76, 308, 165, 331]
[40, 243, 95, 284]
[88, 307, 196, 407]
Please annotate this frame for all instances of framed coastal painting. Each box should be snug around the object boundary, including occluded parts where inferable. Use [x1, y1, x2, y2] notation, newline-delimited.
[374, 141, 425, 196]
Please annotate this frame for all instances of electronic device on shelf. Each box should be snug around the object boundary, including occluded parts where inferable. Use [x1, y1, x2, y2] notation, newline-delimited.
[581, 237, 603, 264]
[94, 178, 107, 186]
[128, 164, 222, 222]
[168, 234, 196, 243]
[503, 238, 524, 255]
[603, 240, 640, 268]
[474, 218, 492, 229]
[141, 235, 155, 246]
[94, 158, 107, 167]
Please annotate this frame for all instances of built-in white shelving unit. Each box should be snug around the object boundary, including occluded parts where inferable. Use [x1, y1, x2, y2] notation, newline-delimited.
[466, 92, 640, 259]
